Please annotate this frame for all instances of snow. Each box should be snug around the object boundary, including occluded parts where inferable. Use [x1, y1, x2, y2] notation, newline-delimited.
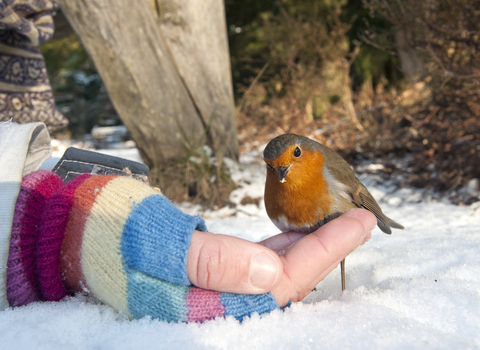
[3, 138, 480, 349]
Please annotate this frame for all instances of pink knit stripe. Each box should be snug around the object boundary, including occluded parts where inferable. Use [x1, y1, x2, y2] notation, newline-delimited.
[6, 171, 63, 306]
[186, 287, 225, 322]
[37, 174, 91, 301]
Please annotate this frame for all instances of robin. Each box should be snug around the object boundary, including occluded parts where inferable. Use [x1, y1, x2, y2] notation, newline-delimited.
[263, 133, 404, 290]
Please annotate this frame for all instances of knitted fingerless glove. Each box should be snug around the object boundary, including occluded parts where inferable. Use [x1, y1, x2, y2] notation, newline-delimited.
[6, 170, 279, 322]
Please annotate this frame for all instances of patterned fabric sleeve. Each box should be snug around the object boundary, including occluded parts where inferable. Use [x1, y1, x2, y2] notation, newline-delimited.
[0, 0, 68, 131]
[6, 171, 280, 322]
[0, 0, 58, 47]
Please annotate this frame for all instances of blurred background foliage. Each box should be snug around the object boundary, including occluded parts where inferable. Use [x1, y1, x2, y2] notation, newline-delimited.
[43, 0, 400, 137]
[41, 33, 118, 138]
[41, 0, 479, 203]
[225, 0, 399, 98]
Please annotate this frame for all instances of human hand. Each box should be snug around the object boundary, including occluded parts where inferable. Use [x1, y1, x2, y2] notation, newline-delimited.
[187, 208, 377, 306]
[7, 166, 375, 321]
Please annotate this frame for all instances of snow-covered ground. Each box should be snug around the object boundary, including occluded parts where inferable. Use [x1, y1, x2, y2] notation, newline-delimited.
[2, 138, 480, 349]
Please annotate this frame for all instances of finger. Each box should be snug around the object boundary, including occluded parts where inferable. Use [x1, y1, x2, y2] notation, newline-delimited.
[303, 231, 372, 292]
[187, 230, 282, 294]
[260, 208, 376, 252]
[340, 208, 377, 233]
[259, 231, 306, 253]
[283, 210, 375, 289]
[300, 211, 376, 293]
[271, 209, 376, 305]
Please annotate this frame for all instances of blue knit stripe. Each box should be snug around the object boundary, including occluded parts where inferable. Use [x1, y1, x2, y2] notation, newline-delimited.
[220, 292, 279, 321]
[125, 266, 189, 322]
[121, 194, 207, 285]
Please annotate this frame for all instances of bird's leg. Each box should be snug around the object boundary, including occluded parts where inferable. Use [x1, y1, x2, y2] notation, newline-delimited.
[341, 258, 346, 291]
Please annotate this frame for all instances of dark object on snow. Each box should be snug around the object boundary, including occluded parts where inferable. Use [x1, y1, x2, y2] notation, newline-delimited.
[52, 147, 149, 183]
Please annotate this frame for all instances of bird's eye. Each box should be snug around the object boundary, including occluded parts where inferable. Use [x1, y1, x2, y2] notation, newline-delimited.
[294, 147, 301, 157]
[266, 163, 274, 171]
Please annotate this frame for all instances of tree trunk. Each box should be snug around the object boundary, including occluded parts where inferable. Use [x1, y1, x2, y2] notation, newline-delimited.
[58, 0, 238, 168]
[153, 0, 238, 163]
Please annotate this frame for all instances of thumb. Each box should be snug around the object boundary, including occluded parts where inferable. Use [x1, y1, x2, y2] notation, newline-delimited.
[186, 230, 282, 294]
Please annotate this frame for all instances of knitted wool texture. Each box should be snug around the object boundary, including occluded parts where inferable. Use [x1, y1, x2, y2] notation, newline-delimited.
[6, 172, 279, 322]
[37, 174, 92, 301]
[6, 170, 63, 306]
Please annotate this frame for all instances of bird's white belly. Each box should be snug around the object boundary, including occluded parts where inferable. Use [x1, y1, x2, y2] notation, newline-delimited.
[271, 216, 317, 233]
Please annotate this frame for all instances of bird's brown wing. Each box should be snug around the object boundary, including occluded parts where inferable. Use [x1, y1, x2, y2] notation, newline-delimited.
[320, 144, 404, 234]
[356, 186, 404, 234]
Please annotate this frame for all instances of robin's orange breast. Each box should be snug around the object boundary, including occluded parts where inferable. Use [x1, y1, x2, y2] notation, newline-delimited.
[264, 148, 334, 232]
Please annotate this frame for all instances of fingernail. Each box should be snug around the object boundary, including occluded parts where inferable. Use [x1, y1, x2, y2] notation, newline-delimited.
[250, 253, 279, 290]
[366, 220, 377, 233]
[361, 232, 372, 245]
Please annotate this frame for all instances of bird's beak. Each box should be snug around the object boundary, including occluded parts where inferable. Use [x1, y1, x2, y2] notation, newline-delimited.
[277, 166, 290, 183]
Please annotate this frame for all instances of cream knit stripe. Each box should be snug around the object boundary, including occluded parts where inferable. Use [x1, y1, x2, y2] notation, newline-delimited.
[81, 176, 158, 316]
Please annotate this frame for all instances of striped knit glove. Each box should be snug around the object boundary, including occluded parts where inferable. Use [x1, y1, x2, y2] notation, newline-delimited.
[6, 170, 279, 322]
